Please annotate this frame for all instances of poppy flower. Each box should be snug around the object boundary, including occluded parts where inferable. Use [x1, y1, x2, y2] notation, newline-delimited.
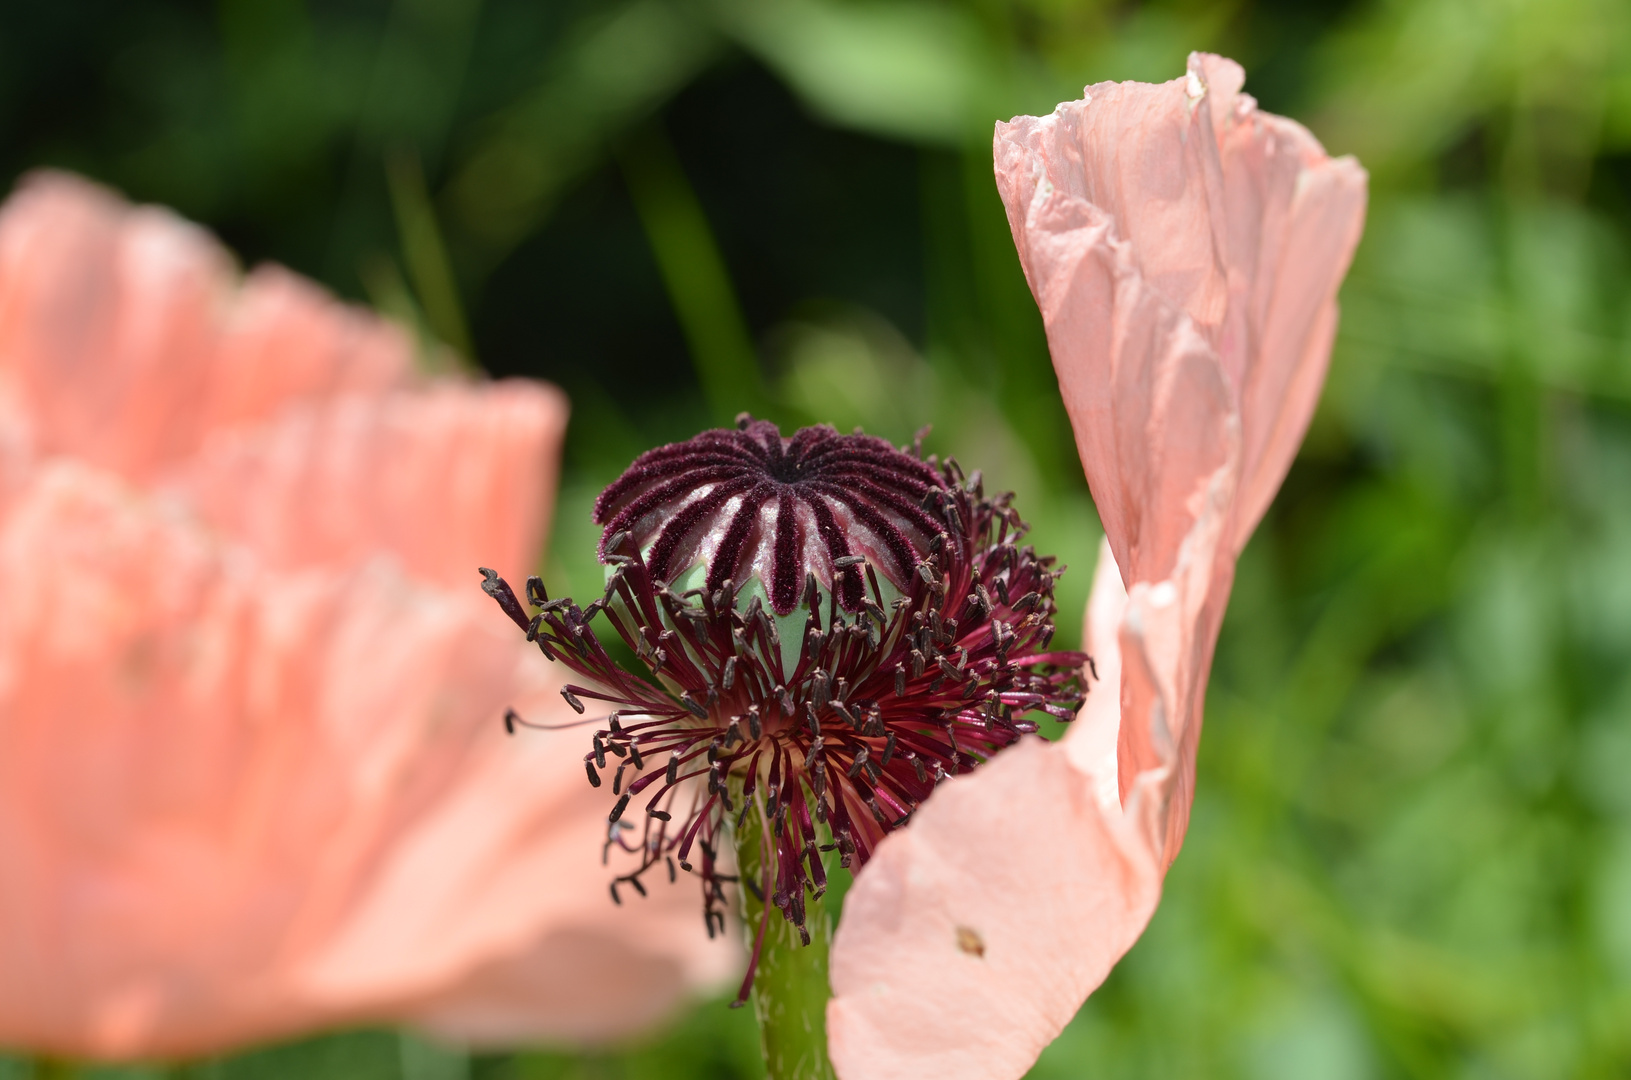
[824, 52, 1368, 1078]
[0, 172, 732, 1060]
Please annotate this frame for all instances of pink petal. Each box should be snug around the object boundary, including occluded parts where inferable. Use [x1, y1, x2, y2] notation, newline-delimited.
[169, 379, 569, 589]
[994, 50, 1365, 854]
[0, 461, 724, 1058]
[0, 172, 413, 481]
[829, 53, 1365, 1078]
[0, 174, 722, 1058]
[202, 264, 413, 437]
[830, 545, 1164, 1080]
[310, 661, 739, 1044]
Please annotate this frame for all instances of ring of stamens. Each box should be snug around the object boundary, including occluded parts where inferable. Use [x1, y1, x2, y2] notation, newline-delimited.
[480, 421, 1087, 1001]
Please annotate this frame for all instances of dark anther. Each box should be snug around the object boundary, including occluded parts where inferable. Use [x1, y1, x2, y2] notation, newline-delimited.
[503, 708, 518, 735]
[585, 760, 601, 788]
[629, 876, 648, 898]
[882, 732, 897, 766]
[894, 663, 906, 696]
[666, 755, 680, 784]
[526, 576, 548, 606]
[723, 656, 737, 690]
[610, 882, 622, 905]
[609, 794, 631, 823]
[681, 693, 708, 719]
[478, 568, 531, 631]
[562, 689, 586, 714]
[649, 808, 672, 821]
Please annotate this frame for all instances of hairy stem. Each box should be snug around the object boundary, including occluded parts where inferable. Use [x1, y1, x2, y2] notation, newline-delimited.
[733, 799, 836, 1080]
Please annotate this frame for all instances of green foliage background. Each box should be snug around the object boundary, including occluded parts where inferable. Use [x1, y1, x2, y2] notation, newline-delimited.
[5, 0, 1631, 1075]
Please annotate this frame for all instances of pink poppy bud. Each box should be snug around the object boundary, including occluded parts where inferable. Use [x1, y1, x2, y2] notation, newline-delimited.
[0, 173, 732, 1059]
[828, 53, 1366, 1079]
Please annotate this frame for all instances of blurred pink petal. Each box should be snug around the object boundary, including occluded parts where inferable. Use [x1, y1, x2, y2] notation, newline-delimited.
[829, 53, 1365, 1079]
[0, 173, 729, 1059]
[169, 380, 563, 589]
[0, 175, 407, 482]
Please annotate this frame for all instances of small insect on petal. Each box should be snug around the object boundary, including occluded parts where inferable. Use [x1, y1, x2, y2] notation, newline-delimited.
[955, 925, 986, 958]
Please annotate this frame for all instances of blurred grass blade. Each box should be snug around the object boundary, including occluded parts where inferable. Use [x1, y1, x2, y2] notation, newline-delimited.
[618, 125, 766, 422]
[385, 147, 474, 364]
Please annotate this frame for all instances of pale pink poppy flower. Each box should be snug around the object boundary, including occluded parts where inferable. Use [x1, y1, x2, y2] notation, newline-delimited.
[0, 173, 732, 1060]
[827, 53, 1367, 1079]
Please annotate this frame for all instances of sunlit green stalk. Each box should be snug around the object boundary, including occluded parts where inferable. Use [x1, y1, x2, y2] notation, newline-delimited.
[732, 797, 835, 1080]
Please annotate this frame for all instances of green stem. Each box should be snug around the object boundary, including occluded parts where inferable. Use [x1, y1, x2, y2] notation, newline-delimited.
[733, 799, 836, 1080]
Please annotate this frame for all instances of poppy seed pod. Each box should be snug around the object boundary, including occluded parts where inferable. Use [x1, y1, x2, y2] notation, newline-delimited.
[481, 417, 1087, 996]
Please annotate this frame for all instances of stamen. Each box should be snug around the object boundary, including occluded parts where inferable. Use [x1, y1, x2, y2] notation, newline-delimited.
[480, 417, 1087, 1003]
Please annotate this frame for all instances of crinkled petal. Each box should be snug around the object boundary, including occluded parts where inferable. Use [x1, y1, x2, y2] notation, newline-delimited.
[0, 172, 411, 480]
[169, 379, 568, 589]
[996, 54, 1367, 563]
[829, 53, 1365, 1079]
[993, 49, 1365, 854]
[0, 462, 724, 1058]
[0, 171, 718, 1060]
